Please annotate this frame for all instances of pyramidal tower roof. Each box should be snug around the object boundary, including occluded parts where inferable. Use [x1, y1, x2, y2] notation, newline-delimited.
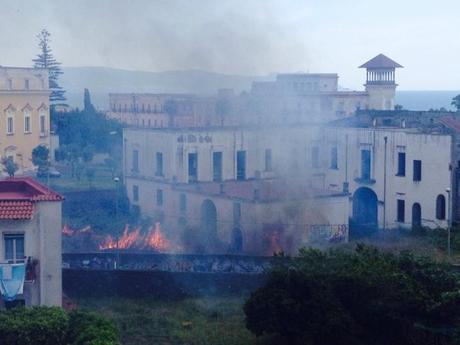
[359, 54, 403, 69]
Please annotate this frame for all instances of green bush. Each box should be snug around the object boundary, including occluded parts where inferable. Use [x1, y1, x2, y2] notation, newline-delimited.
[68, 310, 119, 345]
[244, 245, 460, 345]
[0, 307, 69, 345]
[0, 307, 119, 345]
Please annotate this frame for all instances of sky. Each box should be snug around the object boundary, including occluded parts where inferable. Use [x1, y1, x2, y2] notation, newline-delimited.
[0, 0, 459, 90]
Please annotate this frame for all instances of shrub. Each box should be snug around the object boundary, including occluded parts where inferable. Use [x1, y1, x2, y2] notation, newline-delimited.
[244, 245, 460, 345]
[0, 307, 69, 345]
[68, 310, 119, 345]
[0, 307, 119, 345]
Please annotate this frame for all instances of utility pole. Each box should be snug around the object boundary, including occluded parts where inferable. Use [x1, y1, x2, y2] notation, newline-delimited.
[446, 188, 451, 257]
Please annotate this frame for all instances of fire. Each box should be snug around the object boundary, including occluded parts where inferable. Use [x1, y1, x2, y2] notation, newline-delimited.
[99, 222, 171, 252]
[143, 223, 170, 251]
[62, 224, 74, 236]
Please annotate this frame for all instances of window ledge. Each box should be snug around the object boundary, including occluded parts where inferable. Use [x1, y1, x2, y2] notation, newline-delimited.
[354, 177, 376, 185]
[329, 167, 339, 170]
[6, 132, 14, 136]
[395, 173, 405, 177]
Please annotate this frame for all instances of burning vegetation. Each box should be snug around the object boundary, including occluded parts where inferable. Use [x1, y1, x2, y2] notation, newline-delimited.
[63, 222, 176, 253]
[99, 223, 171, 252]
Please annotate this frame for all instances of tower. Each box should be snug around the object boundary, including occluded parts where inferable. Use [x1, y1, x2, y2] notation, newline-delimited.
[359, 54, 403, 110]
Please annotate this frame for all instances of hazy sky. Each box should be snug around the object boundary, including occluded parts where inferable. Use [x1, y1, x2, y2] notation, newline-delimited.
[0, 0, 459, 90]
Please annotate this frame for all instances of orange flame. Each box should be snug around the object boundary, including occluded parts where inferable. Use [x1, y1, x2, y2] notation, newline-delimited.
[62, 224, 74, 236]
[99, 222, 171, 252]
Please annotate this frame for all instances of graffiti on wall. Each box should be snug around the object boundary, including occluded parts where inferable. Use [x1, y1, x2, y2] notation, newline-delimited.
[306, 224, 348, 244]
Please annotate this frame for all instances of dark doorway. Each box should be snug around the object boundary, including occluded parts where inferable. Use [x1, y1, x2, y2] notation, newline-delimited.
[201, 199, 217, 247]
[231, 227, 243, 253]
[351, 187, 378, 238]
[412, 203, 422, 228]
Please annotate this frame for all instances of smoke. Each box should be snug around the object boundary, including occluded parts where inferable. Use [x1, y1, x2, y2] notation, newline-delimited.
[0, 0, 311, 76]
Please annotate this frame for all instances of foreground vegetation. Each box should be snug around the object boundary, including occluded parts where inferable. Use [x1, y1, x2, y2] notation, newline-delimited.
[245, 245, 460, 345]
[75, 296, 254, 345]
[0, 307, 119, 345]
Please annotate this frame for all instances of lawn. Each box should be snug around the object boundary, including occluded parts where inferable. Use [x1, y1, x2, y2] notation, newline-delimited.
[37, 163, 117, 193]
[74, 296, 255, 345]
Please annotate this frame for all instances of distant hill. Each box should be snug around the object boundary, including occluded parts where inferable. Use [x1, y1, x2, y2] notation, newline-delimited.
[60, 66, 459, 111]
[60, 66, 271, 109]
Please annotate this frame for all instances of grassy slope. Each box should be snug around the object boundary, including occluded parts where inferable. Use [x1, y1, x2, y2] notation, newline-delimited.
[75, 296, 255, 345]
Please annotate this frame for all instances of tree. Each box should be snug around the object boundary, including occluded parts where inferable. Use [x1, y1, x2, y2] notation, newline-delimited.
[452, 94, 460, 111]
[33, 29, 66, 105]
[2, 157, 18, 177]
[83, 88, 96, 113]
[244, 245, 460, 345]
[32, 145, 50, 171]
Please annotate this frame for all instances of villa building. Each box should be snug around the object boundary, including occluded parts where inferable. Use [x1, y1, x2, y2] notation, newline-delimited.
[0, 66, 51, 173]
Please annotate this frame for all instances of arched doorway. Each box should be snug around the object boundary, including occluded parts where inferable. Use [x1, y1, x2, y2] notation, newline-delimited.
[351, 187, 378, 238]
[412, 203, 422, 228]
[201, 199, 217, 245]
[231, 227, 243, 253]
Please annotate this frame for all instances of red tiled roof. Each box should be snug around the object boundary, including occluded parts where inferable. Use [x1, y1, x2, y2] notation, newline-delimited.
[439, 116, 460, 133]
[359, 54, 403, 69]
[0, 200, 34, 220]
[0, 177, 63, 220]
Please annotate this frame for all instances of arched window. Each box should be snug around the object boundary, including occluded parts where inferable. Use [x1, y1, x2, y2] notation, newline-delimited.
[436, 194, 446, 220]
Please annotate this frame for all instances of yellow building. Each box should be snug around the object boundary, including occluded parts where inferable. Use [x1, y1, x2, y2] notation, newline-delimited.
[0, 67, 50, 173]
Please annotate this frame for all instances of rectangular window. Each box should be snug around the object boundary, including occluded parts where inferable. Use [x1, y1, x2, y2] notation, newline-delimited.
[311, 146, 320, 168]
[213, 152, 223, 182]
[156, 189, 163, 206]
[7, 117, 13, 134]
[24, 79, 29, 90]
[132, 150, 139, 172]
[330, 147, 338, 169]
[4, 234, 25, 263]
[24, 115, 31, 133]
[397, 199, 405, 223]
[155, 152, 163, 176]
[397, 152, 406, 176]
[188, 153, 198, 183]
[265, 149, 272, 171]
[237, 151, 246, 180]
[233, 202, 241, 224]
[40, 114, 46, 134]
[413, 160, 422, 181]
[132, 185, 139, 202]
[179, 193, 186, 212]
[361, 149, 371, 180]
